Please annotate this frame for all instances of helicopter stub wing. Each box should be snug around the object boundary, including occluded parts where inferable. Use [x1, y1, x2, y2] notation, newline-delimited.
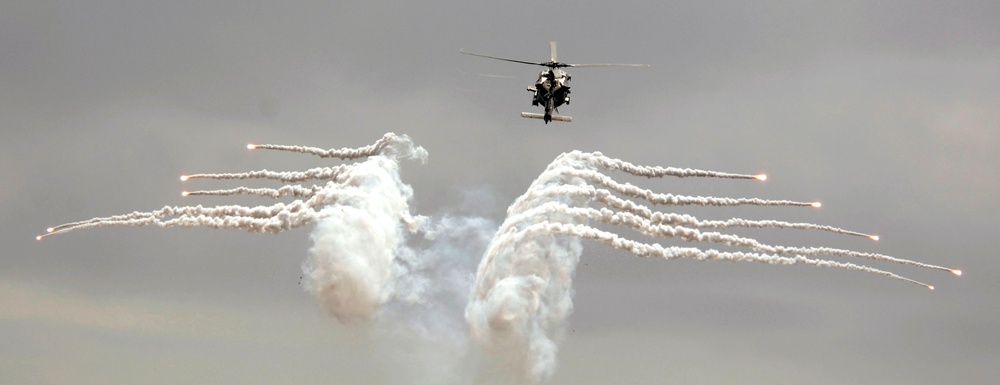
[522, 112, 573, 122]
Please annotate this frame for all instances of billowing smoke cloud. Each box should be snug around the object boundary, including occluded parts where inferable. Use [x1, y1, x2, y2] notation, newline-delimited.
[39, 133, 959, 383]
[376, 215, 496, 385]
[301, 155, 423, 323]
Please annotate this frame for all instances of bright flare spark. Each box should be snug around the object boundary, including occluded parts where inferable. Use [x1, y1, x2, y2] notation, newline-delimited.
[951, 269, 962, 276]
[247, 144, 257, 150]
[869, 235, 880, 241]
[755, 174, 767, 181]
[811, 202, 823, 208]
[179, 175, 189, 181]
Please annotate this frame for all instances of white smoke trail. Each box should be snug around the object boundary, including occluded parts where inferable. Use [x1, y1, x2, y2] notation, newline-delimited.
[39, 133, 431, 326]
[519, 221, 933, 287]
[562, 150, 766, 180]
[39, 133, 960, 384]
[248, 132, 417, 160]
[182, 185, 319, 199]
[518, 184, 874, 239]
[552, 167, 817, 208]
[40, 188, 357, 237]
[180, 165, 351, 183]
[467, 149, 957, 383]
[43, 204, 303, 235]
[40, 134, 422, 237]
[515, 202, 953, 275]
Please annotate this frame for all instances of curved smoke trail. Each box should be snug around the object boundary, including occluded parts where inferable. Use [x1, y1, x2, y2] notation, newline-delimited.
[464, 149, 957, 383]
[38, 133, 959, 383]
[40, 133, 429, 324]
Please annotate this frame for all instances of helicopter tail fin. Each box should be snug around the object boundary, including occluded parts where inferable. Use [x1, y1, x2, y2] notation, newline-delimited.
[521, 112, 572, 123]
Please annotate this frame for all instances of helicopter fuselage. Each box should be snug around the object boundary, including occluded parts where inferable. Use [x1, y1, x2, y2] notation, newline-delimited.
[530, 69, 571, 113]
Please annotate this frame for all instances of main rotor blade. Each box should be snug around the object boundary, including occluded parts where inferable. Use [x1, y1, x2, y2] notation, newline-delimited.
[564, 63, 650, 68]
[460, 50, 546, 67]
[550, 41, 558, 62]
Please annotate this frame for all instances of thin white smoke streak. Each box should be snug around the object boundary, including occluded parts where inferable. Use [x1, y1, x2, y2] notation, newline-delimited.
[516, 221, 934, 289]
[491, 164, 816, 274]
[46, 209, 167, 233]
[44, 205, 276, 235]
[514, 202, 954, 274]
[509, 167, 814, 216]
[40, 133, 427, 240]
[183, 184, 319, 199]
[562, 150, 764, 180]
[515, 184, 875, 239]
[41, 186, 369, 239]
[181, 165, 351, 183]
[41, 203, 306, 238]
[41, 210, 328, 234]
[688, 217, 874, 238]
[557, 167, 816, 207]
[249, 132, 416, 160]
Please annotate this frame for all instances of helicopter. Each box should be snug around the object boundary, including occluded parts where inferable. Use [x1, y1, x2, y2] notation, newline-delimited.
[460, 41, 648, 124]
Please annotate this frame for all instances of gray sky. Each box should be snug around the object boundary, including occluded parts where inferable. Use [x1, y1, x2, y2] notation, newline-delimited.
[3, 1, 998, 384]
